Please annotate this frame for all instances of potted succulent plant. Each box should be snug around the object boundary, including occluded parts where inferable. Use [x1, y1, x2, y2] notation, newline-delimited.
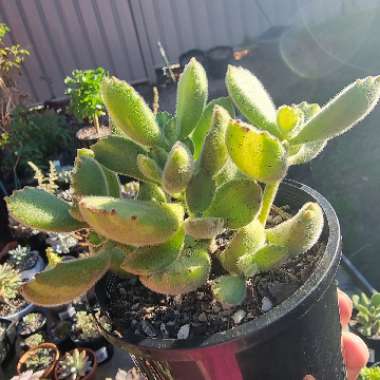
[0, 317, 16, 366]
[20, 331, 46, 351]
[17, 342, 59, 378]
[6, 245, 45, 281]
[0, 263, 33, 321]
[64, 67, 110, 142]
[5, 58, 380, 379]
[54, 348, 97, 380]
[71, 309, 113, 364]
[18, 311, 47, 338]
[352, 292, 380, 364]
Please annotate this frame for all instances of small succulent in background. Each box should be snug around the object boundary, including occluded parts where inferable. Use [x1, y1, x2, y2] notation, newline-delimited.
[46, 233, 78, 255]
[24, 347, 54, 372]
[0, 263, 22, 303]
[352, 292, 380, 337]
[7, 245, 38, 271]
[73, 310, 110, 341]
[6, 59, 380, 308]
[360, 366, 380, 380]
[19, 312, 47, 336]
[56, 349, 93, 380]
[10, 370, 45, 380]
[23, 332, 45, 349]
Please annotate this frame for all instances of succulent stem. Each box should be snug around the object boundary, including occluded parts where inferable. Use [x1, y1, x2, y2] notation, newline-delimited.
[94, 113, 100, 134]
[258, 181, 280, 226]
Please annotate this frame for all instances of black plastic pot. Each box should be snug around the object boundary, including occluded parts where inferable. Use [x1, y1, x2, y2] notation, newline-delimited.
[93, 180, 344, 379]
[179, 49, 207, 68]
[0, 318, 16, 367]
[206, 46, 233, 79]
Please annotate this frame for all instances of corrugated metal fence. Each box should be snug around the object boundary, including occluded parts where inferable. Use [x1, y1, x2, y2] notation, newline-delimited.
[0, 0, 375, 102]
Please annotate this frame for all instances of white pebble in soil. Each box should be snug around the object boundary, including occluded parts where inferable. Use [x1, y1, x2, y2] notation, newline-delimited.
[177, 324, 190, 340]
[232, 309, 246, 324]
[261, 297, 273, 312]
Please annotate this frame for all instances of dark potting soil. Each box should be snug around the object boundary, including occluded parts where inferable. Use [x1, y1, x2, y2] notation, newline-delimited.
[106, 207, 325, 340]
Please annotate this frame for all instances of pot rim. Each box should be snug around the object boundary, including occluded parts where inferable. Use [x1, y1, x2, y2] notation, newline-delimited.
[53, 347, 97, 380]
[16, 342, 60, 377]
[93, 180, 341, 351]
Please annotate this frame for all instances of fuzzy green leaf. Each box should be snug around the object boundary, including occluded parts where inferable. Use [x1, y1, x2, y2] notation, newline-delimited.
[226, 120, 287, 184]
[219, 220, 265, 274]
[191, 97, 235, 159]
[186, 169, 215, 214]
[212, 275, 247, 306]
[22, 253, 110, 306]
[101, 77, 162, 147]
[92, 136, 147, 181]
[137, 182, 167, 203]
[199, 106, 230, 176]
[79, 196, 184, 247]
[291, 76, 380, 144]
[238, 245, 289, 278]
[72, 155, 109, 196]
[267, 202, 324, 256]
[120, 227, 185, 275]
[226, 65, 281, 138]
[205, 179, 262, 229]
[214, 160, 241, 187]
[176, 58, 208, 139]
[6, 188, 84, 232]
[137, 154, 162, 184]
[140, 244, 211, 295]
[288, 140, 327, 166]
[277, 105, 301, 135]
[184, 217, 224, 239]
[162, 142, 194, 194]
[102, 166, 121, 198]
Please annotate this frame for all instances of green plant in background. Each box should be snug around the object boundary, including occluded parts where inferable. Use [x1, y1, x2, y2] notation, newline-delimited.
[0, 263, 22, 303]
[65, 68, 109, 133]
[0, 22, 29, 131]
[0, 107, 74, 186]
[360, 366, 380, 380]
[56, 349, 93, 380]
[352, 292, 380, 337]
[5, 59, 380, 307]
[24, 347, 54, 372]
[74, 310, 111, 340]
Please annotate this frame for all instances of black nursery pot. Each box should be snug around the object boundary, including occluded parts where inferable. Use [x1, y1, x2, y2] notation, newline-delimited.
[0, 318, 16, 367]
[206, 46, 233, 79]
[94, 180, 345, 380]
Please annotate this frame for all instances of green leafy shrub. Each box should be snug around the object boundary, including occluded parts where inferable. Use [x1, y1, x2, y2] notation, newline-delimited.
[352, 292, 380, 337]
[360, 366, 380, 380]
[0, 22, 30, 131]
[0, 107, 75, 184]
[64, 68, 109, 133]
[5, 59, 380, 307]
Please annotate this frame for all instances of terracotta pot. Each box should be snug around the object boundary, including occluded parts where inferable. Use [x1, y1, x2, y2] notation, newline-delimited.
[53, 348, 97, 380]
[17, 342, 59, 378]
